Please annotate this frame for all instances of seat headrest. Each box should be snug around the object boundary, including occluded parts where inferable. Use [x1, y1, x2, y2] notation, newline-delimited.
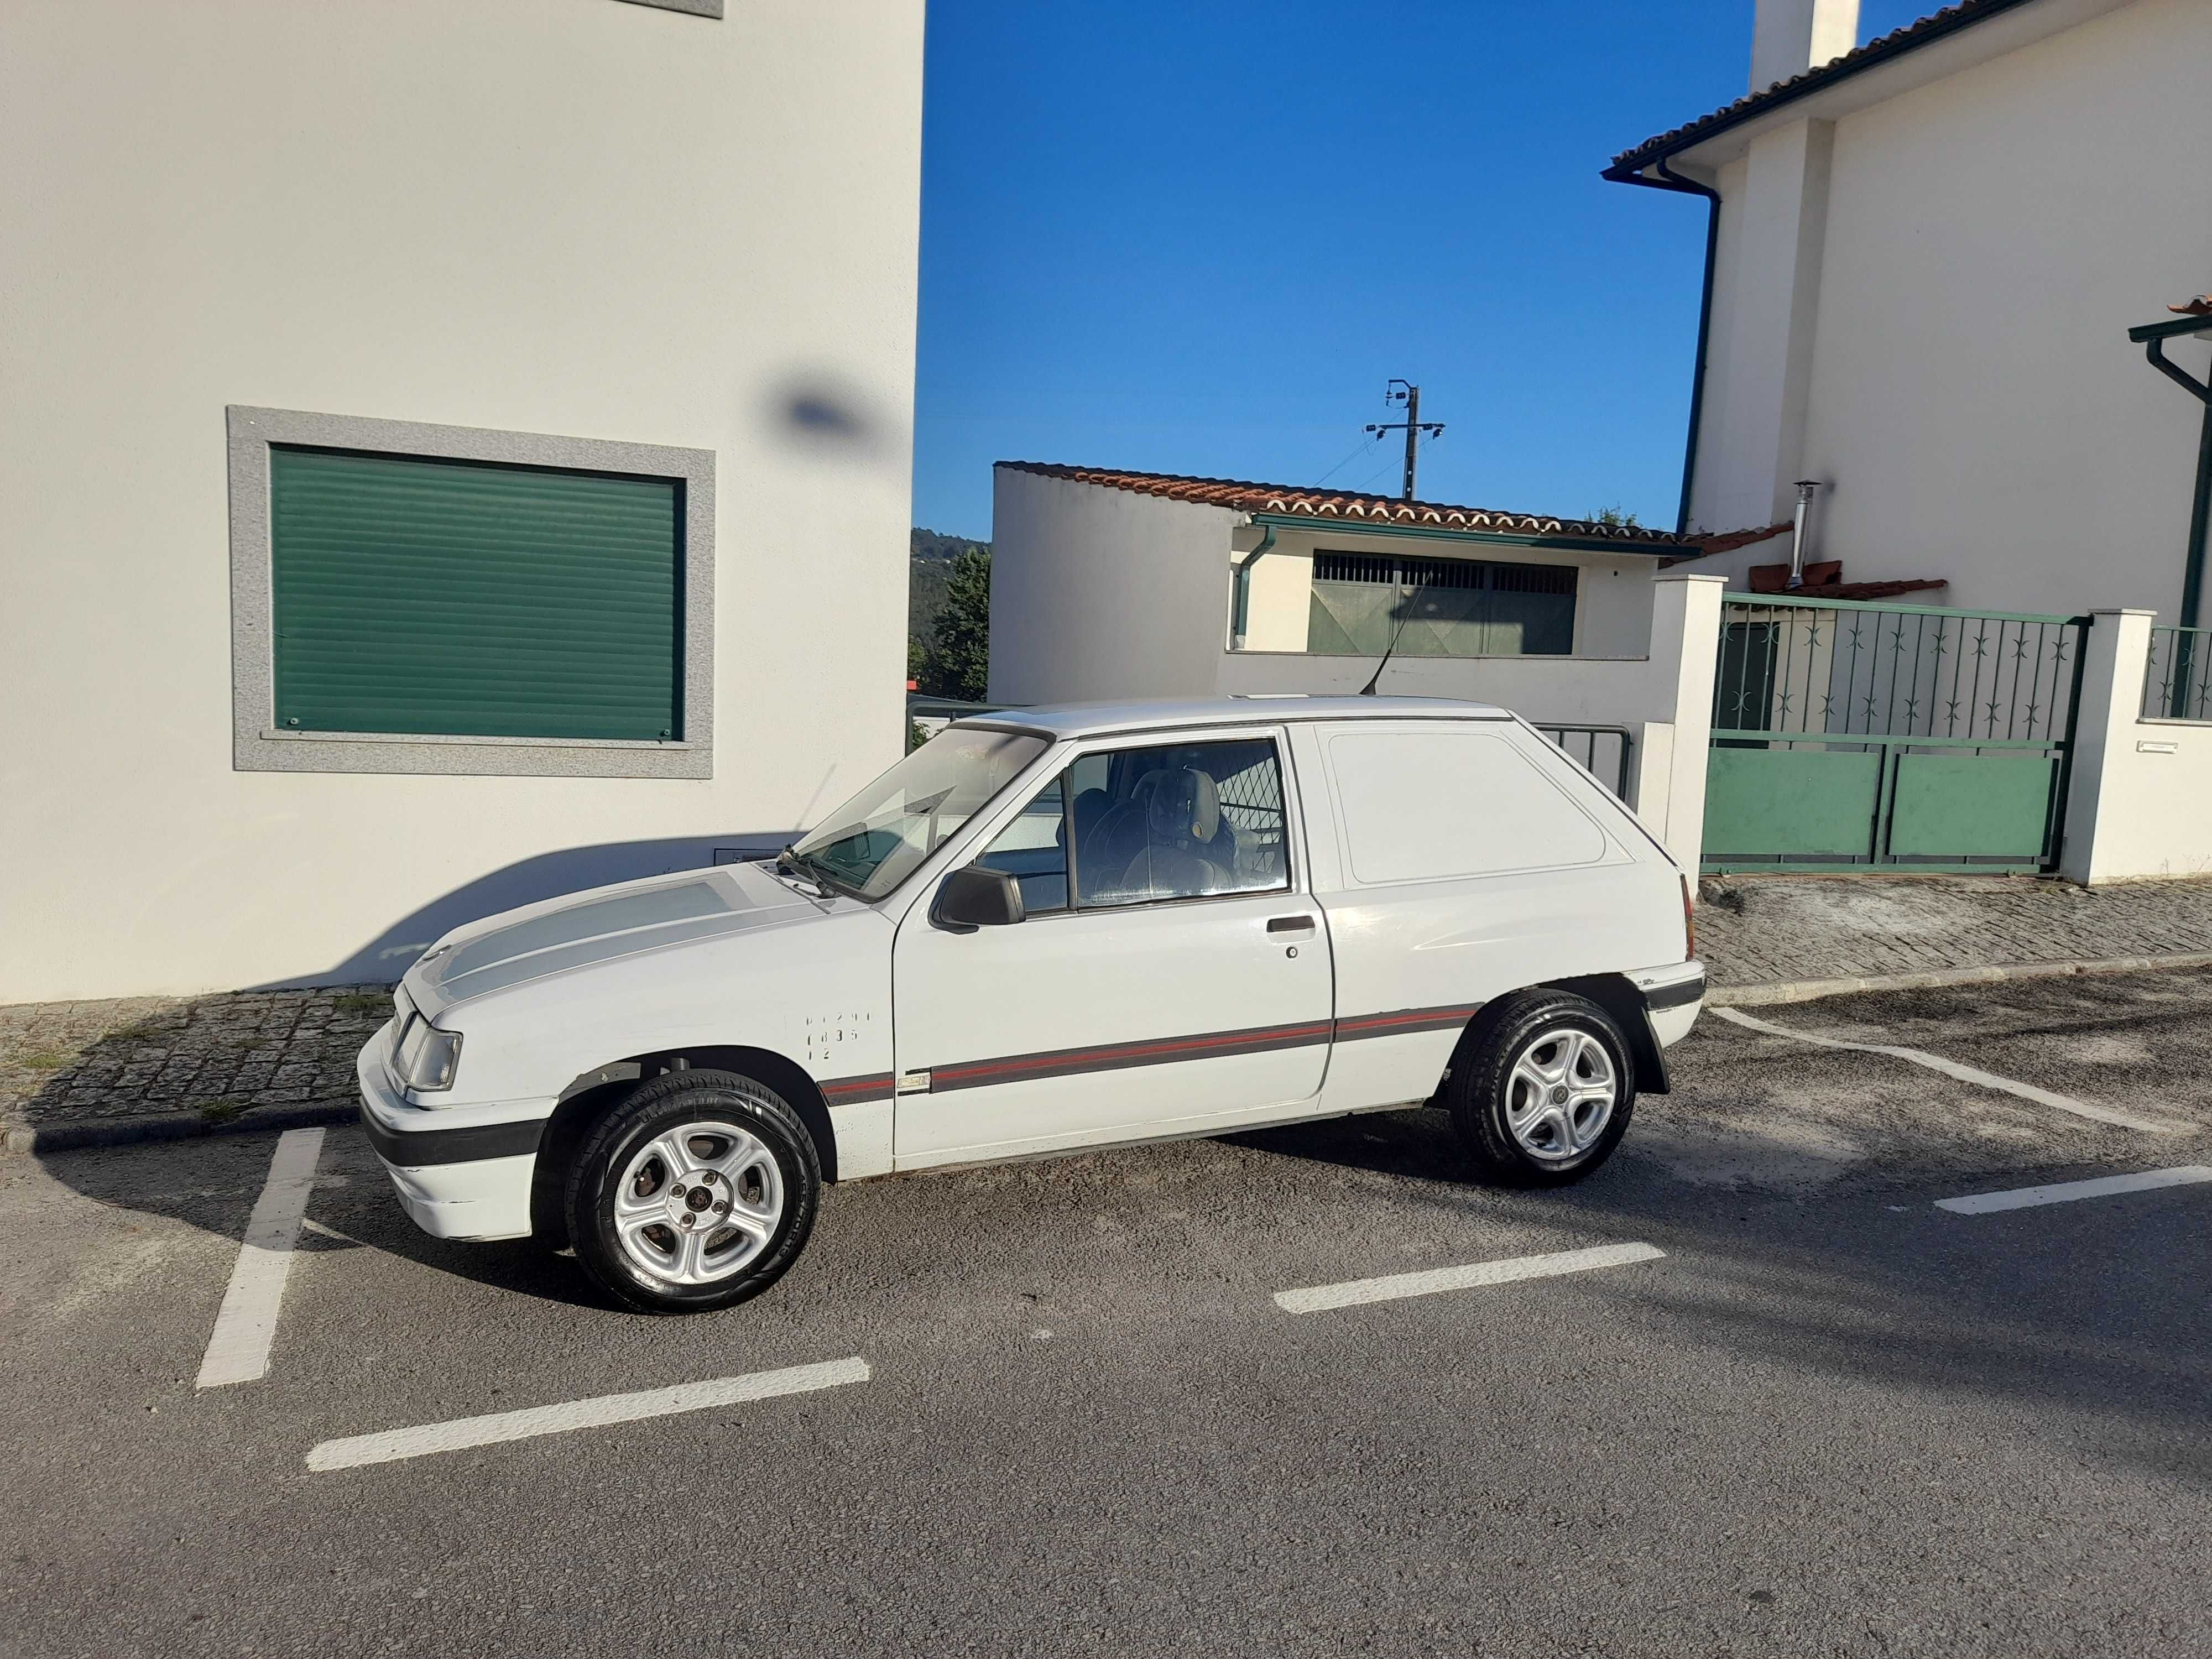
[1146, 768, 1219, 843]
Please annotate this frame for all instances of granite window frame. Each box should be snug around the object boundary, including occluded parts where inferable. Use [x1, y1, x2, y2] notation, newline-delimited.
[227, 405, 715, 780]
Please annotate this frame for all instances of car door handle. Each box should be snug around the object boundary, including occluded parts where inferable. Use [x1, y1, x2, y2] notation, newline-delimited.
[1266, 914, 1317, 934]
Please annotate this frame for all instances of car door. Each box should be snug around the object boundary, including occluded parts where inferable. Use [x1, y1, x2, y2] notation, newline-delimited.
[889, 728, 1334, 1167]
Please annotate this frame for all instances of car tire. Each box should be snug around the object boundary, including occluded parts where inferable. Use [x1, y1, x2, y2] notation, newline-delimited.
[1445, 989, 1636, 1187]
[564, 1067, 821, 1315]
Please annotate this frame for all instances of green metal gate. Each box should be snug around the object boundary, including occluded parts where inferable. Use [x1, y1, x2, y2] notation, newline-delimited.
[1703, 594, 2090, 874]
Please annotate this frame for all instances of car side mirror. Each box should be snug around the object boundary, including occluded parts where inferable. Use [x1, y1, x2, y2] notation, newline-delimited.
[934, 863, 1025, 931]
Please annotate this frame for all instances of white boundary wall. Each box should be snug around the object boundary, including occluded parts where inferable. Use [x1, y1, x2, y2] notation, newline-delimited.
[2063, 609, 2212, 883]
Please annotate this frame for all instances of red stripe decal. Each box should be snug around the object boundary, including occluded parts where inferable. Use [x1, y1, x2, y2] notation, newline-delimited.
[910, 1005, 1483, 1097]
[820, 1073, 894, 1105]
[928, 1019, 1337, 1092]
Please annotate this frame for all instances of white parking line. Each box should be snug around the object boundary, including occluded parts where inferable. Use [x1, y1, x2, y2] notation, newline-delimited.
[1711, 1006, 2182, 1135]
[1275, 1242, 1665, 1315]
[195, 1128, 326, 1390]
[305, 1358, 870, 1472]
[1934, 1165, 2212, 1215]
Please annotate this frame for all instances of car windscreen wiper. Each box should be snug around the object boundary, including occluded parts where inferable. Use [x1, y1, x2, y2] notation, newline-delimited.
[776, 842, 845, 899]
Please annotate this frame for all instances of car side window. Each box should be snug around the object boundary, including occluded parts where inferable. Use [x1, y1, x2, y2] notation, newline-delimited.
[1072, 738, 1290, 908]
[974, 774, 1069, 913]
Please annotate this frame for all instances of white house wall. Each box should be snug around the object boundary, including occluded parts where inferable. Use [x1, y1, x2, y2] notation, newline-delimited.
[0, 0, 924, 1001]
[1686, 0, 2212, 617]
[1240, 550, 1314, 653]
[988, 470, 1244, 703]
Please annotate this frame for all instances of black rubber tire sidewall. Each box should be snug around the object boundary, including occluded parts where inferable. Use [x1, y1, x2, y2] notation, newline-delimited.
[564, 1069, 821, 1314]
[1447, 990, 1636, 1187]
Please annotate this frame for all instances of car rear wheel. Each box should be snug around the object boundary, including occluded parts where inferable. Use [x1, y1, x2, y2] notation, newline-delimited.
[1446, 990, 1635, 1186]
[565, 1068, 820, 1314]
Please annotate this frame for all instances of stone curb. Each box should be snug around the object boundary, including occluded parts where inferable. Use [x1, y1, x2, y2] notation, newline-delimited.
[1708, 951, 2212, 1009]
[1, 1098, 356, 1157]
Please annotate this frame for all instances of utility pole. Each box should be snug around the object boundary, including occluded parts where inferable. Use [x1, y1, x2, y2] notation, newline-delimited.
[1365, 379, 1445, 500]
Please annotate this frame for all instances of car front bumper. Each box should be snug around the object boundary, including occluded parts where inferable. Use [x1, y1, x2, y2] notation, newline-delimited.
[356, 1041, 547, 1243]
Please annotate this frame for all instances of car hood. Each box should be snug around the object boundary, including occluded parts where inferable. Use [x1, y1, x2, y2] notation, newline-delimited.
[405, 861, 847, 1016]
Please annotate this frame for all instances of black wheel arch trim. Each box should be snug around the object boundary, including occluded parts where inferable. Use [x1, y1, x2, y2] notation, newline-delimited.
[1642, 969, 1707, 1011]
[1536, 974, 1672, 1095]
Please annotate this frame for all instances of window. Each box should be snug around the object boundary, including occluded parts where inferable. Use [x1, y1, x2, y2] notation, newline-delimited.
[975, 775, 1070, 914]
[1068, 738, 1291, 908]
[1307, 551, 1576, 658]
[229, 407, 714, 778]
[1326, 728, 1608, 884]
[790, 728, 1048, 900]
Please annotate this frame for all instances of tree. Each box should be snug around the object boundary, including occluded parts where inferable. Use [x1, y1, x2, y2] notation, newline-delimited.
[917, 545, 990, 700]
[1591, 504, 1642, 530]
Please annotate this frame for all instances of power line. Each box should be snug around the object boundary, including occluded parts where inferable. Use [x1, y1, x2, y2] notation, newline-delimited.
[1311, 432, 1383, 489]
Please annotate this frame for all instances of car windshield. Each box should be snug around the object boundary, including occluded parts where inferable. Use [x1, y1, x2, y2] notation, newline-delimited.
[787, 728, 1049, 899]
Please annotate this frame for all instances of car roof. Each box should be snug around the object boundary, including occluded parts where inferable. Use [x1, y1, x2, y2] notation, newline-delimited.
[957, 695, 1511, 741]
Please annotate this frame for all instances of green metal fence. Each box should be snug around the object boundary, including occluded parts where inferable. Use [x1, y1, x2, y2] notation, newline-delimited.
[1705, 594, 2090, 874]
[2142, 626, 2212, 721]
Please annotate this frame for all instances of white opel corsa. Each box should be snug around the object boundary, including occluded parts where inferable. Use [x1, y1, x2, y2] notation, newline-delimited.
[359, 698, 1705, 1313]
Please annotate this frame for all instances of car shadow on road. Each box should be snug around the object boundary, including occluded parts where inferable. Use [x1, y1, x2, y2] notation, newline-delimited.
[1224, 1102, 1480, 1183]
[35, 1130, 622, 1313]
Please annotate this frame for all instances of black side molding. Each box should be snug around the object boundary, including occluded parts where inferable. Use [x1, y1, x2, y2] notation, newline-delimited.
[358, 1102, 546, 1168]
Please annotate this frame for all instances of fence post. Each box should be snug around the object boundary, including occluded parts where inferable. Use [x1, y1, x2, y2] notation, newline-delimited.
[2060, 609, 2155, 885]
[1643, 575, 1727, 877]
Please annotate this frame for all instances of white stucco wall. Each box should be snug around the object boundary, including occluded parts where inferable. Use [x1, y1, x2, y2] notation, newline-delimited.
[0, 0, 923, 1000]
[988, 471, 1244, 705]
[1683, 0, 2212, 618]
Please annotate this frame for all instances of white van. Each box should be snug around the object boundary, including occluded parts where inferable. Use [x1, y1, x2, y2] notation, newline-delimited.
[359, 698, 1704, 1313]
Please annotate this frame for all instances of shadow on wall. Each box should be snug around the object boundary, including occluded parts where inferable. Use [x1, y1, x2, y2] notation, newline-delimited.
[257, 831, 798, 990]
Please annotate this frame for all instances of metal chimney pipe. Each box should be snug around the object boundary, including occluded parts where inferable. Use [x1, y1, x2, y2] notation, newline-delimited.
[1786, 479, 1821, 588]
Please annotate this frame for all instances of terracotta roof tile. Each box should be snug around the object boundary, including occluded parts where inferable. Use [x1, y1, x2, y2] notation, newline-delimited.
[1794, 578, 1950, 600]
[1607, 1, 2026, 176]
[995, 462, 1733, 550]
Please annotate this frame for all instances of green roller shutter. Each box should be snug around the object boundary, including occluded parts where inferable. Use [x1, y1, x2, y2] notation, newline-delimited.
[269, 446, 682, 742]
[1307, 552, 1576, 657]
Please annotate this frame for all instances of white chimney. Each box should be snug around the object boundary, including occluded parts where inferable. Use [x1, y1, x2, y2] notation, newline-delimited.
[1751, 0, 1861, 91]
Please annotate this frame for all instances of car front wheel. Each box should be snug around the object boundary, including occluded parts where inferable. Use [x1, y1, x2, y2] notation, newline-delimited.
[564, 1068, 821, 1314]
[1446, 990, 1635, 1186]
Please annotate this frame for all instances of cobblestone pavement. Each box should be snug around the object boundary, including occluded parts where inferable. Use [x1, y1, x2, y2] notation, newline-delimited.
[1697, 873, 2212, 987]
[9, 875, 2212, 1135]
[0, 988, 391, 1132]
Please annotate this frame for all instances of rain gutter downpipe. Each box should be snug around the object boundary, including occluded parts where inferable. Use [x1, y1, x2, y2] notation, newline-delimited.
[2133, 320, 2212, 632]
[1604, 156, 1721, 538]
[1229, 520, 1276, 650]
[2130, 313, 2212, 716]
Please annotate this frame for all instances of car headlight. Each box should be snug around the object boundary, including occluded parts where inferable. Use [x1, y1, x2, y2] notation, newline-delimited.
[392, 1008, 464, 1093]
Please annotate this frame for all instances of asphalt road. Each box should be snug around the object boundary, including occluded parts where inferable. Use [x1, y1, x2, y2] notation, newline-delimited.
[3, 969, 2209, 1658]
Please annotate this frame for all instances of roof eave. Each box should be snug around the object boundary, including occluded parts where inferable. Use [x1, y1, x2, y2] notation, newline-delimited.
[1603, 0, 2130, 180]
[2128, 313, 2212, 345]
[1244, 510, 1685, 557]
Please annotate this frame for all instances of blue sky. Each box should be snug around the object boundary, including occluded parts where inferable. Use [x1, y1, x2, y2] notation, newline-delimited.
[911, 2, 1931, 539]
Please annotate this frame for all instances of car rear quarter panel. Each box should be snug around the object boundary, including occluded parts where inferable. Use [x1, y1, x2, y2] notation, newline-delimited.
[1291, 719, 1683, 1112]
